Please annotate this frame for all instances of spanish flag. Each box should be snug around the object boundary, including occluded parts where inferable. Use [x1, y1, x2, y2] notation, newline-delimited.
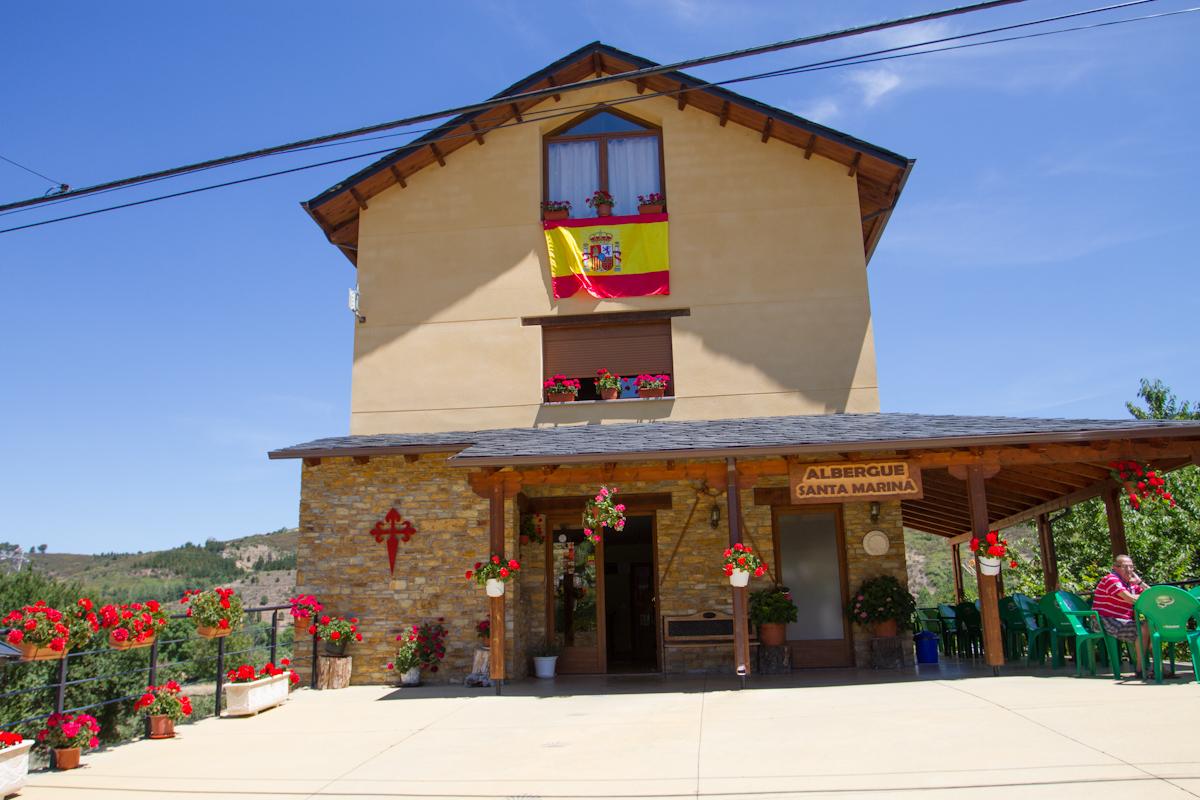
[544, 213, 670, 299]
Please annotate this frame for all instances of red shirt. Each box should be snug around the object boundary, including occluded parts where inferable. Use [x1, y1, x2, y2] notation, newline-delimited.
[1093, 572, 1145, 622]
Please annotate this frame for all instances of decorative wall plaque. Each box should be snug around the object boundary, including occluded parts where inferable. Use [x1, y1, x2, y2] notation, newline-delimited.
[370, 508, 416, 575]
[862, 530, 891, 556]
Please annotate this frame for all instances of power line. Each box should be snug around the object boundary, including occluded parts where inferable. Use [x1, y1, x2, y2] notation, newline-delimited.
[0, 154, 68, 192]
[0, 0, 1032, 215]
[1, 2, 1191, 236]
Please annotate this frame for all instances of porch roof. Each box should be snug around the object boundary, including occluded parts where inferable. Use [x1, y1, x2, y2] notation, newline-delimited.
[269, 412, 1200, 464]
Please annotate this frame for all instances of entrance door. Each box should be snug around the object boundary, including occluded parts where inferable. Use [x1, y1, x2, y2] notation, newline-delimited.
[549, 521, 605, 673]
[602, 516, 658, 673]
[773, 507, 852, 667]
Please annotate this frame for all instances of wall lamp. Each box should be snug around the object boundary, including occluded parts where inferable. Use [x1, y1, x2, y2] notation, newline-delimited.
[869, 501, 881, 524]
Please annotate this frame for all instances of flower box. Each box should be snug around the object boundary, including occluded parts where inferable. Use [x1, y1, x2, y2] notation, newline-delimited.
[543, 208, 569, 221]
[0, 739, 33, 795]
[637, 388, 666, 399]
[109, 630, 155, 650]
[196, 625, 232, 639]
[16, 641, 67, 661]
[546, 391, 575, 403]
[638, 203, 664, 215]
[223, 672, 290, 717]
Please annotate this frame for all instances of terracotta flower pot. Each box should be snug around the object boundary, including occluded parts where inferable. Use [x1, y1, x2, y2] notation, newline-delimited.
[293, 617, 311, 639]
[599, 387, 620, 400]
[872, 619, 898, 637]
[196, 625, 232, 639]
[148, 715, 175, 739]
[52, 747, 81, 770]
[637, 387, 666, 399]
[638, 203, 664, 214]
[546, 391, 575, 403]
[758, 622, 786, 646]
[16, 641, 67, 661]
[108, 631, 155, 650]
[595, 203, 612, 217]
[543, 208, 569, 221]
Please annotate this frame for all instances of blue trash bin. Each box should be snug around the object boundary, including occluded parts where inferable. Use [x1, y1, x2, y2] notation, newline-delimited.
[914, 630, 939, 664]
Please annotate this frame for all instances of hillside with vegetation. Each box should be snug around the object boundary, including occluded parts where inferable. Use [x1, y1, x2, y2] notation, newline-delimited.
[8, 527, 298, 607]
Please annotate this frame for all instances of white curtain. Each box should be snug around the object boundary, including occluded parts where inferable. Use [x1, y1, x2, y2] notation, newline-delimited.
[607, 136, 661, 214]
[548, 140, 600, 218]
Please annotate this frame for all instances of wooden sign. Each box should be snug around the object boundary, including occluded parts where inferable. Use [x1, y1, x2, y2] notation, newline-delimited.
[788, 460, 923, 504]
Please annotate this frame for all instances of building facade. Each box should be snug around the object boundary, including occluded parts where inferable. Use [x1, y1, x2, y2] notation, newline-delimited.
[274, 43, 1200, 684]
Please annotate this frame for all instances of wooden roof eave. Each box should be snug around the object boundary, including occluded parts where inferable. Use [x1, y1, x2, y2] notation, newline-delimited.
[302, 43, 915, 267]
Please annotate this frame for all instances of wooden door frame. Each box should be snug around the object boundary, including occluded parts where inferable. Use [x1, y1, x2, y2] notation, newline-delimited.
[770, 504, 854, 667]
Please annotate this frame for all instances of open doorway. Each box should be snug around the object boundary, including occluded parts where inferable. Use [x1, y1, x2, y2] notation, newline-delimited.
[603, 516, 658, 673]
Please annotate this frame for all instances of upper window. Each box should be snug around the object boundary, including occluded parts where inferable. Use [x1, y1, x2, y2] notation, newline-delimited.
[544, 109, 663, 218]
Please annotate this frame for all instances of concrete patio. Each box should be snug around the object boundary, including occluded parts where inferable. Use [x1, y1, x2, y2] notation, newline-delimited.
[19, 663, 1200, 800]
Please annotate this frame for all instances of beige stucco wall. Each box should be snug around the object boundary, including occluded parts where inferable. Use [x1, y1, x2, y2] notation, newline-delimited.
[352, 81, 878, 434]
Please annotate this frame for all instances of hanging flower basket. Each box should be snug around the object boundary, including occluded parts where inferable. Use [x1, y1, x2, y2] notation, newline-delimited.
[969, 531, 1017, 575]
[1109, 460, 1175, 511]
[181, 588, 245, 638]
[721, 544, 767, 587]
[289, 594, 323, 636]
[467, 556, 521, 594]
[583, 486, 626, 543]
[100, 600, 168, 650]
[3, 601, 94, 661]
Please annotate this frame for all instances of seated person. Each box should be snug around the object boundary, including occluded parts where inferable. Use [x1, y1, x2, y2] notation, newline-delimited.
[1092, 554, 1151, 676]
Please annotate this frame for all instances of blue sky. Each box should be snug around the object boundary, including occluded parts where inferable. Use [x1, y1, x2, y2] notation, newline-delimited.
[2, 1, 1197, 554]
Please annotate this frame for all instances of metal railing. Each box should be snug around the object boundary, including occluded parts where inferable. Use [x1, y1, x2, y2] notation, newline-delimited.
[0, 604, 313, 739]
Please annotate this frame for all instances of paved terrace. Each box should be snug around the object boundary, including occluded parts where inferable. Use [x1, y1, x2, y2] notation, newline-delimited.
[21, 663, 1200, 800]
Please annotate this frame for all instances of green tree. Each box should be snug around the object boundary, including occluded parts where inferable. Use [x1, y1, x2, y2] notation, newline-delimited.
[1125, 378, 1199, 420]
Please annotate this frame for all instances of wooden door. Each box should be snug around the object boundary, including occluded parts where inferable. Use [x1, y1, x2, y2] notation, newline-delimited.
[546, 518, 606, 673]
[772, 506, 853, 667]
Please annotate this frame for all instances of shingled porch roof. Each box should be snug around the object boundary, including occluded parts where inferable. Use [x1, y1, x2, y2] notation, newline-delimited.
[269, 412, 1200, 540]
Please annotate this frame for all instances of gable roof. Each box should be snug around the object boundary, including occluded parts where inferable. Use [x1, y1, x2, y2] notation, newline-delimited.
[302, 42, 915, 266]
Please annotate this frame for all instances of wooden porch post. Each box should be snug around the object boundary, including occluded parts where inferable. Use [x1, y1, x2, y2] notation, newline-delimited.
[966, 465, 1005, 672]
[1036, 513, 1059, 592]
[488, 481, 507, 692]
[1102, 487, 1129, 558]
[726, 458, 751, 681]
[951, 543, 965, 602]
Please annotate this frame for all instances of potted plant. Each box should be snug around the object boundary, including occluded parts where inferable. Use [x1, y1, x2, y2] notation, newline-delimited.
[3, 602, 93, 661]
[475, 618, 490, 645]
[1109, 460, 1175, 510]
[586, 190, 615, 216]
[134, 681, 192, 739]
[968, 530, 1018, 576]
[387, 620, 447, 686]
[181, 587, 244, 638]
[289, 594, 323, 639]
[721, 543, 767, 587]
[541, 199, 572, 221]
[99, 600, 169, 650]
[309, 615, 363, 657]
[531, 640, 560, 678]
[223, 661, 296, 716]
[847, 575, 916, 637]
[518, 515, 543, 546]
[37, 712, 100, 770]
[0, 730, 33, 796]
[637, 192, 665, 214]
[543, 374, 581, 403]
[595, 368, 622, 401]
[583, 486, 625, 544]
[467, 555, 521, 597]
[749, 586, 797, 646]
[635, 373, 670, 399]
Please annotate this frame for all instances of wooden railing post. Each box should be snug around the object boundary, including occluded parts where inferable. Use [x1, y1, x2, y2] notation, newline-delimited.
[726, 458, 751, 684]
[488, 481, 506, 694]
[966, 465, 1005, 672]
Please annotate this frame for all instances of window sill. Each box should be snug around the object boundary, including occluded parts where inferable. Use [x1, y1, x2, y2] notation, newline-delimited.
[541, 396, 674, 407]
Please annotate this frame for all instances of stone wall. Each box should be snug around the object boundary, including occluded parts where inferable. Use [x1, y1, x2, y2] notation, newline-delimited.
[295, 454, 518, 685]
[842, 499, 913, 666]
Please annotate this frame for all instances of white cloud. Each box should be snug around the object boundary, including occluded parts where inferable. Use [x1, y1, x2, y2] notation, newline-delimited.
[846, 68, 902, 107]
[797, 97, 840, 123]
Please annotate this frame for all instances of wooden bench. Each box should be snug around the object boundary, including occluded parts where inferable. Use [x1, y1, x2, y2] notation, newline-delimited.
[662, 610, 758, 649]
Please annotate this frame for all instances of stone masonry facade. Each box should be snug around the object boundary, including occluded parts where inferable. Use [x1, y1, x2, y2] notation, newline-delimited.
[295, 454, 913, 683]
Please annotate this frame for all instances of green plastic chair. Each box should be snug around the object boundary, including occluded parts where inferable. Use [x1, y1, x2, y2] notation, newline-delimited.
[1055, 591, 1121, 679]
[954, 601, 983, 657]
[916, 607, 945, 647]
[998, 596, 1027, 660]
[1037, 592, 1080, 668]
[1187, 585, 1200, 602]
[1016, 594, 1053, 665]
[935, 604, 959, 656]
[1134, 586, 1200, 685]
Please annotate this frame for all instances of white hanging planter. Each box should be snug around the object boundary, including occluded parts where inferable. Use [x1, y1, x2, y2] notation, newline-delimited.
[729, 569, 750, 587]
[223, 673, 290, 717]
[978, 556, 1001, 576]
[486, 578, 506, 597]
[0, 739, 33, 797]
